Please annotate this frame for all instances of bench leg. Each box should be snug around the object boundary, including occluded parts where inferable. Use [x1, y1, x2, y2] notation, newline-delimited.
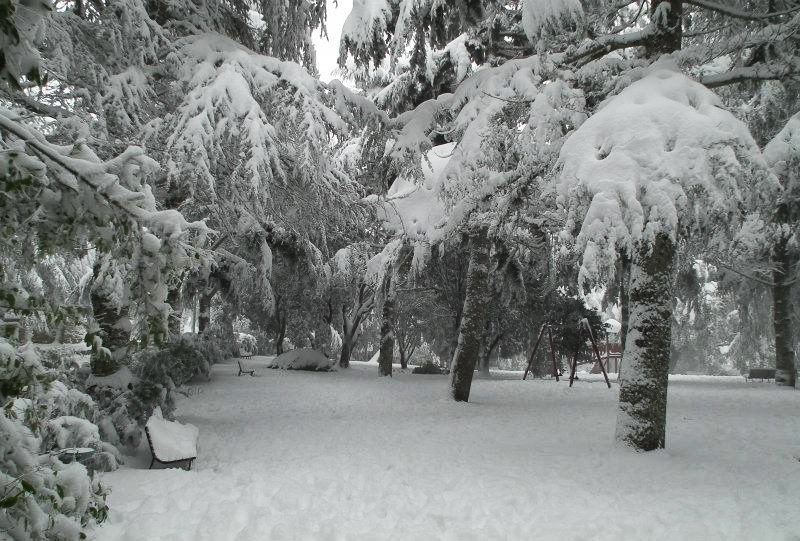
[149, 457, 155, 469]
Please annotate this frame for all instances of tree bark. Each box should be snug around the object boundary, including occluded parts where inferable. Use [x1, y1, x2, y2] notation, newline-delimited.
[378, 274, 395, 377]
[166, 287, 183, 338]
[479, 333, 502, 376]
[619, 254, 631, 353]
[449, 233, 492, 402]
[615, 233, 676, 450]
[275, 313, 286, 355]
[772, 236, 796, 386]
[198, 292, 213, 333]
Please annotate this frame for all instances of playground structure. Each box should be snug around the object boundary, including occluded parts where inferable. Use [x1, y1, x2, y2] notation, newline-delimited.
[523, 319, 612, 388]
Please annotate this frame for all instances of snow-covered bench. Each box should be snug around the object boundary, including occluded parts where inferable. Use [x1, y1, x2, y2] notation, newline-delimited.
[145, 408, 198, 470]
[237, 360, 255, 376]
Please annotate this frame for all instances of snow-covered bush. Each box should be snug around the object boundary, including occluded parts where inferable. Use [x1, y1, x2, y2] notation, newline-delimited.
[268, 348, 336, 371]
[0, 339, 109, 540]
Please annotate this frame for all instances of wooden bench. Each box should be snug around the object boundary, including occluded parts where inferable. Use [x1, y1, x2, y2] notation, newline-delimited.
[746, 368, 776, 381]
[145, 409, 198, 470]
[238, 359, 255, 377]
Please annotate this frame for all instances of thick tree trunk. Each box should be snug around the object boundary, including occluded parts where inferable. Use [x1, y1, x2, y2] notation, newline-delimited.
[772, 236, 796, 386]
[615, 234, 676, 451]
[449, 233, 492, 402]
[378, 274, 395, 377]
[339, 338, 353, 368]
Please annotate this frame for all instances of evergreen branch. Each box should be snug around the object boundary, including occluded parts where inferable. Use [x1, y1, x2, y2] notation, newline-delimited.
[698, 62, 795, 88]
[685, 0, 800, 22]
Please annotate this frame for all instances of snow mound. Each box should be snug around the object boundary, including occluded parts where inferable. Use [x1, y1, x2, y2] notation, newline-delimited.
[145, 407, 198, 462]
[267, 348, 335, 371]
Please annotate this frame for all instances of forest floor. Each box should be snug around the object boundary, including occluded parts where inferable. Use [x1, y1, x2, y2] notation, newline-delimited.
[96, 357, 800, 540]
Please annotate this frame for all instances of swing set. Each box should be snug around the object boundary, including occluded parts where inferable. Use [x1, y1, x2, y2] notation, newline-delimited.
[522, 318, 612, 388]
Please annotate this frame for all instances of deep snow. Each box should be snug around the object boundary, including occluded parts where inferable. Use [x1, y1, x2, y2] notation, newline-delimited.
[97, 357, 800, 540]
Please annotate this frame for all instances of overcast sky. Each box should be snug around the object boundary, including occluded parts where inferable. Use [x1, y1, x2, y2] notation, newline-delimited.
[312, 0, 352, 82]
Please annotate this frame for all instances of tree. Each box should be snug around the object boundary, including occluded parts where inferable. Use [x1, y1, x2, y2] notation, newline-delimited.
[326, 243, 377, 367]
[557, 65, 776, 450]
[764, 111, 800, 386]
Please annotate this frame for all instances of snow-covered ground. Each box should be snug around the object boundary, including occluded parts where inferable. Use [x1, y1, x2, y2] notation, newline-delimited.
[97, 357, 800, 540]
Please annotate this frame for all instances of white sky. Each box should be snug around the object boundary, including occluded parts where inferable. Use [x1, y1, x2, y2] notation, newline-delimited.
[313, 0, 352, 82]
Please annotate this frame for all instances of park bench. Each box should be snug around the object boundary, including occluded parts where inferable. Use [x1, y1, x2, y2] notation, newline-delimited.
[145, 408, 199, 470]
[238, 359, 255, 377]
[746, 368, 776, 381]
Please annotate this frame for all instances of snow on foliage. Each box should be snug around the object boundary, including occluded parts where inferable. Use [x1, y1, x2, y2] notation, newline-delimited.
[268, 348, 336, 371]
[557, 63, 777, 287]
[379, 142, 453, 239]
[340, 0, 392, 66]
[764, 112, 800, 180]
[521, 0, 582, 40]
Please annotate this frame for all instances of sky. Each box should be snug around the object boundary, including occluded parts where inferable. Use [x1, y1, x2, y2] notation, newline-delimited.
[312, 0, 352, 82]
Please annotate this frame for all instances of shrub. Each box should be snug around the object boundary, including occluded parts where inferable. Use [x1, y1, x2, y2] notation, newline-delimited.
[412, 362, 445, 375]
[0, 338, 109, 540]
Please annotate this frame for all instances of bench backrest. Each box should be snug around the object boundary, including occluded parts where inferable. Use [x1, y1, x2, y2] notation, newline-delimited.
[748, 368, 776, 378]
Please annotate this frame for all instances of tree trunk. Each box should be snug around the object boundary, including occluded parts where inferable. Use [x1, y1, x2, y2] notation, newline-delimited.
[198, 292, 212, 333]
[275, 313, 286, 355]
[398, 340, 408, 369]
[479, 333, 502, 376]
[615, 233, 676, 451]
[772, 236, 796, 386]
[378, 274, 395, 377]
[166, 287, 183, 338]
[449, 233, 492, 402]
[619, 254, 631, 353]
[339, 338, 353, 368]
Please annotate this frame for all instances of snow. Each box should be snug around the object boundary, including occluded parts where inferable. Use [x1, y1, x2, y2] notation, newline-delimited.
[379, 143, 454, 239]
[267, 348, 336, 371]
[97, 358, 800, 540]
[557, 62, 775, 286]
[521, 0, 583, 40]
[86, 366, 139, 390]
[764, 112, 800, 178]
[145, 407, 199, 462]
[604, 318, 622, 334]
